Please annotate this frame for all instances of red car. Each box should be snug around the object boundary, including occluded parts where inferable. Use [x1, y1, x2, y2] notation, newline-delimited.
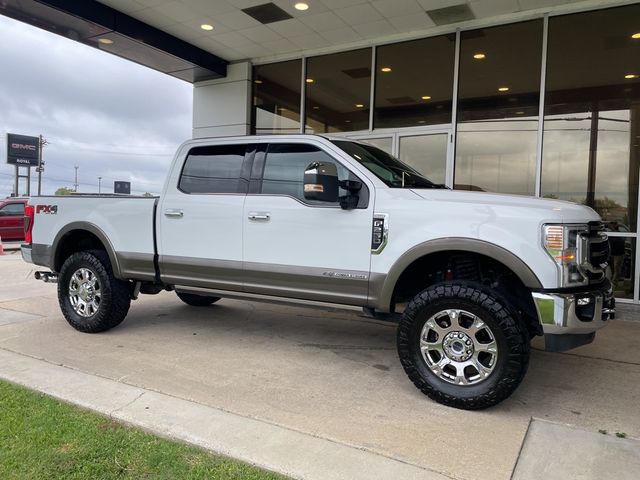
[0, 198, 28, 242]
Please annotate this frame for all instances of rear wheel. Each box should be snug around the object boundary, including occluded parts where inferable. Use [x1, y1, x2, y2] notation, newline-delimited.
[58, 250, 132, 333]
[176, 292, 220, 307]
[397, 282, 529, 409]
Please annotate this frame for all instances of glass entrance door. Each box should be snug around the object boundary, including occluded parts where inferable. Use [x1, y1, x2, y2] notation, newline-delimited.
[398, 132, 450, 186]
[345, 126, 454, 186]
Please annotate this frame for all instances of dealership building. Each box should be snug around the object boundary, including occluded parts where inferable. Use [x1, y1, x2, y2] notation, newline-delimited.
[2, 0, 639, 303]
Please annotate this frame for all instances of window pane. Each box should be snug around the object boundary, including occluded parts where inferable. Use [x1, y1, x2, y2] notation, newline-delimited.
[261, 144, 347, 204]
[606, 234, 635, 300]
[305, 49, 371, 133]
[0, 203, 24, 215]
[252, 60, 301, 135]
[455, 20, 543, 194]
[360, 137, 393, 155]
[375, 35, 455, 129]
[399, 134, 448, 185]
[179, 145, 246, 194]
[541, 5, 640, 231]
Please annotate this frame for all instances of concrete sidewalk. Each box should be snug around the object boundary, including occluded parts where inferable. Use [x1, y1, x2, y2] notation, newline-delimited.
[1, 253, 639, 479]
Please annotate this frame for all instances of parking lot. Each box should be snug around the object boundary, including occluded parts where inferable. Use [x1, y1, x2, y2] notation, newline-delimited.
[1, 251, 639, 479]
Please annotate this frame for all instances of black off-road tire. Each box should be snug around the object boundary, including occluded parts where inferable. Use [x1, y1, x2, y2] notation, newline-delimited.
[176, 292, 221, 307]
[58, 250, 132, 333]
[397, 282, 529, 410]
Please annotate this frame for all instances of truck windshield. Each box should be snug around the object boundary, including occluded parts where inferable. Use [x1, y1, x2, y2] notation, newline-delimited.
[331, 140, 445, 189]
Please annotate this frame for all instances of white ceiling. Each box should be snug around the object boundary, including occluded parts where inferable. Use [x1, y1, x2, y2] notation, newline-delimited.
[98, 0, 602, 62]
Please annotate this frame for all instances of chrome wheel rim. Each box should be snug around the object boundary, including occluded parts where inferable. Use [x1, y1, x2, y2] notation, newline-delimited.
[420, 309, 498, 386]
[68, 268, 101, 318]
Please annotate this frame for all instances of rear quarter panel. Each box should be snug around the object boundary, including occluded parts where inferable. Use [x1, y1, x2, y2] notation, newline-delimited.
[30, 196, 157, 275]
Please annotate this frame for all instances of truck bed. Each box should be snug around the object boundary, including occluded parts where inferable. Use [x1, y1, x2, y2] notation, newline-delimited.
[28, 195, 158, 281]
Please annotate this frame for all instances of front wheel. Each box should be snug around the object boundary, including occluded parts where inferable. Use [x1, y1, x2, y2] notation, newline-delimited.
[58, 250, 132, 333]
[397, 282, 529, 409]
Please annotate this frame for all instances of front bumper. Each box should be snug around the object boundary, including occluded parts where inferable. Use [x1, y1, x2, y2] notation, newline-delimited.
[532, 283, 615, 351]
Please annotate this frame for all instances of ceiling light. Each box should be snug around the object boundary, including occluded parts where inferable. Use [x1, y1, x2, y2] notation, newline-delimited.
[421, 95, 431, 100]
[381, 67, 392, 73]
[294, 2, 309, 10]
[632, 32, 640, 39]
[254, 79, 263, 84]
[200, 24, 214, 31]
[498, 86, 509, 92]
[305, 78, 314, 83]
[473, 53, 486, 59]
[345, 120, 352, 123]
[355, 103, 364, 108]
[624, 74, 638, 79]
[97, 38, 113, 45]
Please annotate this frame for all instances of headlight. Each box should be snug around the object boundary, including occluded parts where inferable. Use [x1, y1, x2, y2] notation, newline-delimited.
[543, 224, 588, 287]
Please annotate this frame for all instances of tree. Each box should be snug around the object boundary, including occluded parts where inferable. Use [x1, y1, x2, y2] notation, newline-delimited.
[55, 187, 74, 195]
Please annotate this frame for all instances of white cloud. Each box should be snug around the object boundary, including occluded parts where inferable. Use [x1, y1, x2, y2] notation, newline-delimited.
[0, 15, 192, 195]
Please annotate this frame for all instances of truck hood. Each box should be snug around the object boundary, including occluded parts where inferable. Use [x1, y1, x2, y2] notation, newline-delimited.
[410, 189, 601, 223]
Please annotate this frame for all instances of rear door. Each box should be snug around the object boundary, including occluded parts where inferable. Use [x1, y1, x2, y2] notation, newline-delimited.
[242, 141, 374, 305]
[158, 143, 250, 290]
[0, 202, 25, 241]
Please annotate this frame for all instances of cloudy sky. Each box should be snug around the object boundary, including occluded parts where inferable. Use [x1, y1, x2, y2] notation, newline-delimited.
[0, 14, 192, 196]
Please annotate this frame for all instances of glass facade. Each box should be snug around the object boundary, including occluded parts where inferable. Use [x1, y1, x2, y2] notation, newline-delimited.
[541, 5, 640, 232]
[251, 4, 640, 303]
[252, 60, 302, 135]
[374, 35, 455, 129]
[455, 21, 542, 194]
[304, 48, 372, 133]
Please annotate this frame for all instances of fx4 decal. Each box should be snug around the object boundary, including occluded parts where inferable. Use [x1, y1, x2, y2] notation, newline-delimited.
[35, 204, 58, 214]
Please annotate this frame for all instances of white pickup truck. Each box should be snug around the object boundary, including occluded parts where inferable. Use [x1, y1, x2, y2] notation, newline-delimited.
[21, 134, 614, 409]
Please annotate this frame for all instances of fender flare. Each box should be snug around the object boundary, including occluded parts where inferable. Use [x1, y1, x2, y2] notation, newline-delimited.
[52, 222, 122, 278]
[370, 237, 543, 311]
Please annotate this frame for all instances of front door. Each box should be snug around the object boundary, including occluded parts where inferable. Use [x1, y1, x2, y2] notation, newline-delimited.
[242, 141, 374, 305]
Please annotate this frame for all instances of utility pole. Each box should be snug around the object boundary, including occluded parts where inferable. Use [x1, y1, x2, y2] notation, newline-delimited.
[74, 166, 79, 192]
[98, 176, 102, 193]
[36, 135, 48, 196]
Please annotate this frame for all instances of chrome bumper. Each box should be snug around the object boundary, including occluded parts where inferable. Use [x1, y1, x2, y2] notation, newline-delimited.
[21, 244, 32, 264]
[532, 286, 615, 335]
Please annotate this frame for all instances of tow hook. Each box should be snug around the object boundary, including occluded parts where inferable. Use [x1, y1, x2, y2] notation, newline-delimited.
[35, 271, 58, 283]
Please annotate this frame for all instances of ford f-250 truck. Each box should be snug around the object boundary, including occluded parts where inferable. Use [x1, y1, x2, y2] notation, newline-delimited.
[21, 135, 615, 409]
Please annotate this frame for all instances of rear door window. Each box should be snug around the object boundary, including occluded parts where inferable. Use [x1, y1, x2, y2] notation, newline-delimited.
[179, 144, 248, 194]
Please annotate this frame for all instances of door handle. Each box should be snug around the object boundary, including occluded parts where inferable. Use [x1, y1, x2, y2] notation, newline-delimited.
[164, 209, 183, 218]
[248, 212, 270, 221]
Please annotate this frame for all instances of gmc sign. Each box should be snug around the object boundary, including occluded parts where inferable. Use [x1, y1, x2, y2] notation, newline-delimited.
[7, 133, 40, 166]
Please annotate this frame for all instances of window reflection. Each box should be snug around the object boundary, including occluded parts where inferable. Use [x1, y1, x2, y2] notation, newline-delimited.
[605, 233, 635, 299]
[304, 49, 372, 133]
[360, 137, 393, 154]
[541, 4, 640, 231]
[455, 20, 543, 194]
[374, 35, 455, 129]
[399, 134, 448, 185]
[252, 60, 302, 134]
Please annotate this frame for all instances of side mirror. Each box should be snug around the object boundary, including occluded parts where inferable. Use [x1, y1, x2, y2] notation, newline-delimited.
[304, 162, 339, 203]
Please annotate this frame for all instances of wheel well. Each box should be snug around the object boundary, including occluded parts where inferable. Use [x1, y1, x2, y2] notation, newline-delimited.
[392, 251, 542, 338]
[54, 230, 108, 272]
